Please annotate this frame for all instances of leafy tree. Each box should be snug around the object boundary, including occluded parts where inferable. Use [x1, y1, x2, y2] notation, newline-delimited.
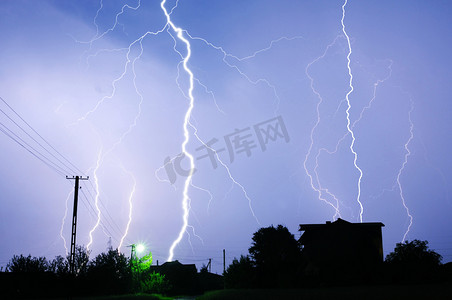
[386, 239, 442, 266]
[48, 255, 69, 276]
[131, 249, 153, 275]
[89, 248, 130, 279]
[6, 254, 48, 273]
[224, 255, 256, 288]
[130, 250, 170, 294]
[140, 271, 171, 294]
[87, 248, 131, 294]
[385, 239, 442, 282]
[249, 225, 302, 287]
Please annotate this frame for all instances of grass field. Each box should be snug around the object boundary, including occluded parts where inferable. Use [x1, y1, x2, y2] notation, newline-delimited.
[196, 283, 452, 300]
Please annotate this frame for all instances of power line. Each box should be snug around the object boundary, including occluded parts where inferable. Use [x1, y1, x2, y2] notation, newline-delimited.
[0, 95, 133, 252]
[0, 96, 85, 175]
[0, 122, 66, 176]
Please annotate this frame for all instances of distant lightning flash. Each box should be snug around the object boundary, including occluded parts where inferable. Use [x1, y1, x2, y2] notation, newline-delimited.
[341, 0, 364, 222]
[72, 4, 149, 250]
[59, 189, 73, 255]
[118, 167, 137, 251]
[399, 100, 414, 241]
[186, 33, 300, 115]
[303, 35, 343, 220]
[87, 150, 103, 249]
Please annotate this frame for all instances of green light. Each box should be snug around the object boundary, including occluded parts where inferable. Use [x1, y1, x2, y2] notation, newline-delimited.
[136, 244, 145, 253]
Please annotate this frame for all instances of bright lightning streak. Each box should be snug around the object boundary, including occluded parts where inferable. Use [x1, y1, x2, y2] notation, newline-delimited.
[167, 24, 278, 225]
[399, 100, 414, 242]
[341, 0, 364, 222]
[160, 0, 195, 262]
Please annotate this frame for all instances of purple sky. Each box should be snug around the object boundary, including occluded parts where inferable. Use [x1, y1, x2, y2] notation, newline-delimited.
[0, 0, 451, 273]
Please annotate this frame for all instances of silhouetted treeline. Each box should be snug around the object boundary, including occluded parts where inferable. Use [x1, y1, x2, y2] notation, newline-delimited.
[0, 246, 169, 298]
[1, 245, 224, 298]
[224, 225, 452, 289]
[3, 227, 452, 298]
[385, 239, 445, 283]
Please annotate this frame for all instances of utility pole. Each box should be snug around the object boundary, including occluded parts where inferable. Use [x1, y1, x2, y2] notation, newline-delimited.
[127, 244, 137, 261]
[207, 258, 211, 273]
[223, 249, 226, 274]
[66, 175, 89, 275]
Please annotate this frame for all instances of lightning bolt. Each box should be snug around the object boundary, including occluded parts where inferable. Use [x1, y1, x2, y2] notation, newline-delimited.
[166, 27, 262, 225]
[159, 0, 195, 262]
[399, 99, 414, 241]
[155, 0, 267, 260]
[341, 0, 364, 222]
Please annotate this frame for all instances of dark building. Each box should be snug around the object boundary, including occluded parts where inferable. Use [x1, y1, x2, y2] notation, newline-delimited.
[149, 260, 198, 295]
[299, 218, 384, 282]
[149, 260, 223, 295]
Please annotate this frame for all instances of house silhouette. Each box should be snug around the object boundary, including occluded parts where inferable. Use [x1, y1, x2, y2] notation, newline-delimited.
[148, 260, 223, 295]
[299, 218, 384, 282]
[149, 260, 198, 294]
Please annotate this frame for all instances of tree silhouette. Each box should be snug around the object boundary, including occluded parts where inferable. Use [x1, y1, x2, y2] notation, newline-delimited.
[386, 239, 442, 265]
[249, 225, 302, 288]
[87, 247, 130, 295]
[6, 254, 48, 273]
[385, 239, 442, 282]
[224, 255, 256, 288]
[48, 255, 69, 276]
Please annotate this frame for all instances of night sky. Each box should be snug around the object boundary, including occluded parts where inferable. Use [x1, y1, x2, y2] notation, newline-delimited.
[1, 0, 451, 274]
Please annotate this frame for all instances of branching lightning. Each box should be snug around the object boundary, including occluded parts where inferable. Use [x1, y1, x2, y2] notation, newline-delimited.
[303, 35, 343, 220]
[186, 33, 302, 115]
[65, 0, 415, 263]
[71, 1, 151, 250]
[80, 0, 306, 259]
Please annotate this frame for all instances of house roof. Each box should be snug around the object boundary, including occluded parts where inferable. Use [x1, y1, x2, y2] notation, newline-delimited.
[299, 218, 384, 231]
